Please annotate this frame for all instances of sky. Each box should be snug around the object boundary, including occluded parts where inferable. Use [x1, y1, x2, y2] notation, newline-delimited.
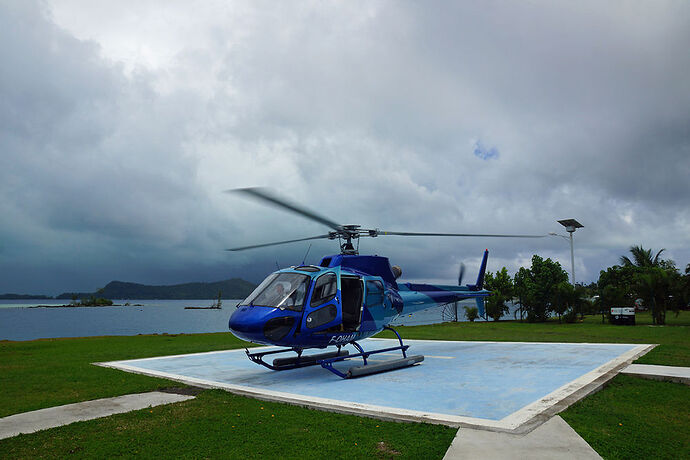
[1, 0, 689, 295]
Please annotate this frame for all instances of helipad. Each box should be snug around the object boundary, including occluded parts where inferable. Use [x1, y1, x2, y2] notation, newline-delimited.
[98, 339, 653, 432]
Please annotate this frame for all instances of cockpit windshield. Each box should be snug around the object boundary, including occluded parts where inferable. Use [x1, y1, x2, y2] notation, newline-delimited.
[240, 273, 310, 312]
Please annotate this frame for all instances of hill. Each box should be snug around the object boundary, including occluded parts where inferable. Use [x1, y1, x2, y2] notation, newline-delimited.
[57, 278, 256, 300]
[0, 294, 52, 300]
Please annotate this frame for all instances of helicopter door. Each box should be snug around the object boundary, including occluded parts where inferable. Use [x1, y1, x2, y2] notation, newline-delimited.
[302, 268, 342, 333]
[341, 275, 363, 332]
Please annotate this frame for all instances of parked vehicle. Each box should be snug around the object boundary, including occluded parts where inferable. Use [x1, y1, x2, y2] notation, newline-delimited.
[610, 306, 636, 325]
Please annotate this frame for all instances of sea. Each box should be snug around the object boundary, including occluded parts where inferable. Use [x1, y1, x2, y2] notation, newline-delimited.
[0, 298, 520, 341]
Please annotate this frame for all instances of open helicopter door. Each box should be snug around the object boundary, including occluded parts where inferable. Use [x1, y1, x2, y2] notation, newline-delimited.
[301, 267, 343, 333]
[340, 275, 364, 332]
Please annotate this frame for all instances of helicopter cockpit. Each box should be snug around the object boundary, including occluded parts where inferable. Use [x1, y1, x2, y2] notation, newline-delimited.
[239, 272, 309, 312]
[231, 264, 371, 345]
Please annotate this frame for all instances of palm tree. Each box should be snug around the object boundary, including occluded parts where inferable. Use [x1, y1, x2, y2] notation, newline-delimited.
[620, 245, 665, 268]
[634, 267, 670, 325]
[618, 246, 672, 325]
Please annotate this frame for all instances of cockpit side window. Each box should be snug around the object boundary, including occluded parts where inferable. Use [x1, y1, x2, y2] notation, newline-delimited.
[310, 273, 337, 308]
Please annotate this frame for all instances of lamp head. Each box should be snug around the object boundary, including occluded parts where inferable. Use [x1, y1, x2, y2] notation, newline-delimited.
[557, 219, 583, 234]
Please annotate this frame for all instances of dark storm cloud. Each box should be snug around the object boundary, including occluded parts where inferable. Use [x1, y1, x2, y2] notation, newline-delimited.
[1, 1, 689, 294]
[0, 2, 238, 293]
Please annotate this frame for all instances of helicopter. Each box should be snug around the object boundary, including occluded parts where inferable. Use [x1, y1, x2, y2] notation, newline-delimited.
[226, 188, 544, 378]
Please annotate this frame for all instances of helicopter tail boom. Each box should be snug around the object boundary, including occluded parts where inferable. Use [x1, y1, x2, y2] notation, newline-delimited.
[397, 250, 491, 314]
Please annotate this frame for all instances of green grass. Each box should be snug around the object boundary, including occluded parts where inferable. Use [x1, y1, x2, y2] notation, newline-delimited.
[1, 312, 688, 459]
[561, 375, 689, 460]
[0, 332, 250, 418]
[0, 390, 455, 459]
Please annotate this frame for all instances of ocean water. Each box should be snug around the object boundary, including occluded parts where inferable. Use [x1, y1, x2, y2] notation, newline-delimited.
[0, 299, 520, 341]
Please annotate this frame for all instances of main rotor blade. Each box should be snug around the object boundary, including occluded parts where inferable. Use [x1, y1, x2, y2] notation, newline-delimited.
[226, 234, 332, 252]
[226, 187, 342, 232]
[378, 231, 546, 238]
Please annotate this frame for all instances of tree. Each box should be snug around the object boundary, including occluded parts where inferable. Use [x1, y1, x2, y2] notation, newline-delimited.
[573, 284, 591, 319]
[513, 267, 531, 322]
[634, 267, 671, 325]
[597, 265, 637, 312]
[620, 245, 665, 268]
[484, 267, 514, 321]
[515, 255, 569, 322]
[552, 281, 575, 323]
[599, 245, 683, 325]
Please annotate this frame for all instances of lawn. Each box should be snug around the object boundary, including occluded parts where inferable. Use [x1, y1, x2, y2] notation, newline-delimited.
[561, 374, 689, 460]
[1, 312, 688, 459]
[380, 311, 690, 367]
[0, 390, 455, 459]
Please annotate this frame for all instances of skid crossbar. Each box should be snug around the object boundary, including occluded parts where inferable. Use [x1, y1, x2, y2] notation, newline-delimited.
[319, 326, 424, 379]
[246, 347, 348, 371]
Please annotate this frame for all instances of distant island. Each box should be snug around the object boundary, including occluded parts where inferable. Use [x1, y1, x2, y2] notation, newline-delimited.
[57, 279, 257, 300]
[0, 294, 53, 300]
[31, 297, 116, 308]
[2, 278, 256, 301]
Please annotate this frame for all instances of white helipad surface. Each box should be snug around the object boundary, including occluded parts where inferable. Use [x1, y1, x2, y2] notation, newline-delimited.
[97, 339, 653, 432]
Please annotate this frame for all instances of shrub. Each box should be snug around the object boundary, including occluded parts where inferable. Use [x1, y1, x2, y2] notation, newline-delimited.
[464, 306, 479, 322]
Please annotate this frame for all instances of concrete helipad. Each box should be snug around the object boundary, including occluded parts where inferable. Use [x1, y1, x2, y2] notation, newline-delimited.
[98, 339, 653, 432]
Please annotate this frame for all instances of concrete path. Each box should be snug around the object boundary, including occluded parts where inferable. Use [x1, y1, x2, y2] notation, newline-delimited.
[621, 364, 690, 385]
[443, 415, 601, 460]
[0, 392, 194, 440]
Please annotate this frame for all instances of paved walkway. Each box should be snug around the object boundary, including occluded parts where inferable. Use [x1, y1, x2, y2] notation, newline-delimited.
[0, 392, 194, 440]
[621, 364, 690, 385]
[443, 416, 601, 460]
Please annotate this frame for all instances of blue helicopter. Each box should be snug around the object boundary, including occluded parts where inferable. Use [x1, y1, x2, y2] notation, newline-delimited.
[226, 188, 542, 378]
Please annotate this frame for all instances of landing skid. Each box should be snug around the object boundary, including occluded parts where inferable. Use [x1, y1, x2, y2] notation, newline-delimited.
[244, 326, 423, 378]
[246, 347, 349, 371]
[319, 326, 424, 378]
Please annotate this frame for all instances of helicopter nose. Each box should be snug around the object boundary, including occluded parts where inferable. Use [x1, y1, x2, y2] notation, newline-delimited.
[229, 306, 299, 345]
[228, 306, 263, 335]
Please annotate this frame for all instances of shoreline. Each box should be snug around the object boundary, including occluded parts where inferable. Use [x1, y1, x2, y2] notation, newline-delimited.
[29, 304, 144, 308]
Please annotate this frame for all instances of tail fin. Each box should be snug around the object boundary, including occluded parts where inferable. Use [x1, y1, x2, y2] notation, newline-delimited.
[468, 249, 489, 291]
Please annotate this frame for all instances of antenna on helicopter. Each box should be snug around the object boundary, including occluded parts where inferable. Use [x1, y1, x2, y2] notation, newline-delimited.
[301, 243, 312, 266]
[224, 187, 547, 254]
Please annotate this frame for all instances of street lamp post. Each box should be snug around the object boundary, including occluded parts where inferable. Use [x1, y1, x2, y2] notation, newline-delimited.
[554, 219, 583, 284]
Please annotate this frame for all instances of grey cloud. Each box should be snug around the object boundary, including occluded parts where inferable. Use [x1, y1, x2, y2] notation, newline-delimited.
[1, 1, 689, 294]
